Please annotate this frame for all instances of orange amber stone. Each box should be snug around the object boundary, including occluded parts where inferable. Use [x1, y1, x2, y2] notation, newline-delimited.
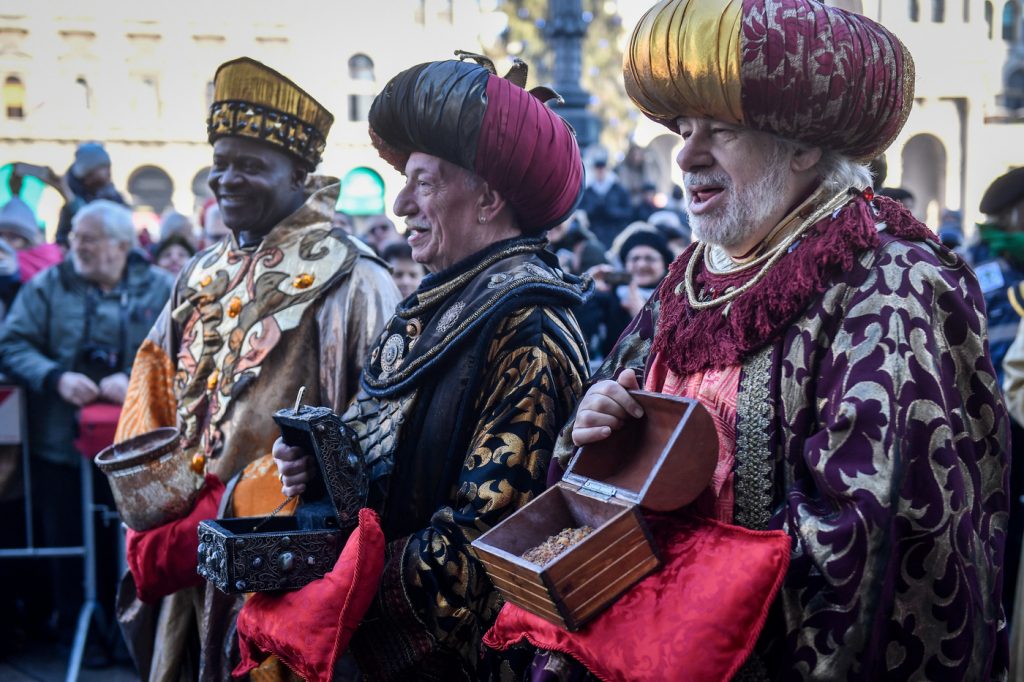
[292, 273, 315, 289]
[207, 369, 219, 390]
[227, 296, 242, 317]
[190, 453, 206, 474]
[200, 275, 212, 287]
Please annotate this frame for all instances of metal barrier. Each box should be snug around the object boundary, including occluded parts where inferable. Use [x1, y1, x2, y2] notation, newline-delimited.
[0, 384, 123, 682]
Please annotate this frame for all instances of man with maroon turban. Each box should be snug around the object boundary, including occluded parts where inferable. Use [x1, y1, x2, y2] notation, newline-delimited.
[269, 52, 592, 680]
[491, 1, 1007, 680]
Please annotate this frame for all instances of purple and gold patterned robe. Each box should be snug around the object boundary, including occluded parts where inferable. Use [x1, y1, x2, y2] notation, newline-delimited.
[554, 194, 1009, 680]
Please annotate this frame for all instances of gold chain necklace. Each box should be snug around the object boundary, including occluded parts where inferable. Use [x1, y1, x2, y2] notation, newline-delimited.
[681, 189, 854, 312]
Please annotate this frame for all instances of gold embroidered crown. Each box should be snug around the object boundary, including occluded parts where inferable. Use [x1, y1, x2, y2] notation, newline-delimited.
[207, 57, 334, 171]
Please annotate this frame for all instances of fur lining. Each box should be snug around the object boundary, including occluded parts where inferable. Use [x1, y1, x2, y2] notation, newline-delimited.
[652, 196, 934, 376]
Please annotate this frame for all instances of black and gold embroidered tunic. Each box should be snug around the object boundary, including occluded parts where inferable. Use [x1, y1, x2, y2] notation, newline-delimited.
[345, 236, 591, 680]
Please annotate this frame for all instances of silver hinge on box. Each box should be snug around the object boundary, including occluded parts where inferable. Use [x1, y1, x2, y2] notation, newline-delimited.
[579, 479, 617, 501]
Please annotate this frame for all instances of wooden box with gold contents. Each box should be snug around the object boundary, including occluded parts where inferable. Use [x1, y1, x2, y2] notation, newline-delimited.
[472, 391, 718, 631]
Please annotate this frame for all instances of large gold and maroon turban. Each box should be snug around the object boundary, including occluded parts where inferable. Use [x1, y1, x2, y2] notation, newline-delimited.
[623, 0, 915, 161]
[368, 54, 584, 233]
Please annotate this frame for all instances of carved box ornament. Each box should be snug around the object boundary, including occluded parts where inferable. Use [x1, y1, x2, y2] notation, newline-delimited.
[197, 404, 367, 594]
[473, 392, 719, 631]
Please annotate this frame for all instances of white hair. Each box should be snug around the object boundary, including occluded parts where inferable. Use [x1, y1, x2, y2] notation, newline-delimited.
[770, 135, 873, 192]
[814, 150, 873, 192]
[72, 200, 137, 246]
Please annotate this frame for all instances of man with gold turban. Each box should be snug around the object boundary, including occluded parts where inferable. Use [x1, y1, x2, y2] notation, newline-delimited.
[520, 1, 1007, 679]
[265, 52, 593, 680]
[112, 57, 400, 680]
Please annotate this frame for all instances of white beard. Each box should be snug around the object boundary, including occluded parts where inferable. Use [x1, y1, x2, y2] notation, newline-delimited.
[684, 160, 789, 250]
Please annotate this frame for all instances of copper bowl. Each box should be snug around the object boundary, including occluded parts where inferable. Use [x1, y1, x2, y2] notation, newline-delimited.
[95, 427, 202, 531]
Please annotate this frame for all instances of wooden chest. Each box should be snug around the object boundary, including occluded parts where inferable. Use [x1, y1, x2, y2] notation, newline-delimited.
[196, 404, 367, 594]
[472, 391, 718, 631]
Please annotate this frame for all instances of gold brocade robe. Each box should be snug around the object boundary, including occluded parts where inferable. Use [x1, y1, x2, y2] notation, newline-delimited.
[115, 176, 401, 682]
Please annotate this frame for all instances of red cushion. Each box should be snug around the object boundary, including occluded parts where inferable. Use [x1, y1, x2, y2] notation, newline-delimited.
[125, 474, 225, 604]
[233, 508, 386, 682]
[484, 514, 791, 682]
[75, 403, 122, 460]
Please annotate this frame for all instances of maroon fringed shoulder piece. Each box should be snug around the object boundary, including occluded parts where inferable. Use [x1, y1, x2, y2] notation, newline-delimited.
[652, 195, 932, 377]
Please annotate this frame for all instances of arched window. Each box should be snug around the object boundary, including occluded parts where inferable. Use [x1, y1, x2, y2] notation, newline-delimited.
[127, 165, 174, 213]
[1005, 1, 1021, 40]
[348, 54, 374, 82]
[910, 0, 921, 21]
[191, 166, 213, 214]
[987, 1, 995, 38]
[932, 0, 945, 21]
[901, 134, 948, 225]
[4, 75, 24, 119]
[347, 54, 376, 123]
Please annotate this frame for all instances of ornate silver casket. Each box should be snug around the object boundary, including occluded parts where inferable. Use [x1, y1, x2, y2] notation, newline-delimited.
[196, 404, 367, 593]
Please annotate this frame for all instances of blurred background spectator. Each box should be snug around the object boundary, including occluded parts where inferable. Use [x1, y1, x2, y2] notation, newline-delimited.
[153, 233, 195, 277]
[157, 211, 196, 247]
[578, 225, 672, 363]
[615, 142, 659, 200]
[381, 241, 425, 299]
[199, 200, 231, 248]
[579, 157, 632, 249]
[972, 167, 1024, 618]
[548, 210, 607, 276]
[359, 213, 400, 256]
[632, 181, 659, 222]
[0, 197, 61, 320]
[937, 209, 965, 252]
[647, 209, 691, 257]
[54, 143, 127, 248]
[877, 186, 916, 212]
[0, 200, 172, 651]
[331, 209, 354, 234]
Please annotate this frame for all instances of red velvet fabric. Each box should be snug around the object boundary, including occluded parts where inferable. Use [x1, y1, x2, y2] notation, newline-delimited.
[74, 402, 122, 460]
[484, 514, 791, 682]
[125, 474, 225, 604]
[233, 508, 386, 682]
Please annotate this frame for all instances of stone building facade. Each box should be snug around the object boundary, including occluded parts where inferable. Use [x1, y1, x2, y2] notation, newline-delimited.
[0, 1, 506, 234]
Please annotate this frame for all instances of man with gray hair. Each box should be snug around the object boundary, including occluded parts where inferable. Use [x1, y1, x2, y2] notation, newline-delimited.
[523, 0, 1009, 679]
[0, 198, 172, 640]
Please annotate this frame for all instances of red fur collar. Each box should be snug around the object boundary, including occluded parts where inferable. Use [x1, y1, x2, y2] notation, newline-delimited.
[651, 195, 934, 376]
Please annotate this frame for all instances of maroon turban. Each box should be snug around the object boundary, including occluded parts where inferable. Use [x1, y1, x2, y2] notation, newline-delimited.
[368, 56, 584, 233]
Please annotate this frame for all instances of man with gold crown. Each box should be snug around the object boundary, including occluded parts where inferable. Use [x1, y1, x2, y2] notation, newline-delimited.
[257, 52, 593, 680]
[111, 57, 400, 680]
[490, 1, 1008, 680]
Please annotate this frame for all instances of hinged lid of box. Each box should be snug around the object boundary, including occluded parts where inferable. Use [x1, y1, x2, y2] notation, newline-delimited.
[564, 391, 718, 511]
[272, 404, 367, 529]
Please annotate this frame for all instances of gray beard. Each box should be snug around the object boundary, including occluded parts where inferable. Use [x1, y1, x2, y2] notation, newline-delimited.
[685, 164, 789, 250]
